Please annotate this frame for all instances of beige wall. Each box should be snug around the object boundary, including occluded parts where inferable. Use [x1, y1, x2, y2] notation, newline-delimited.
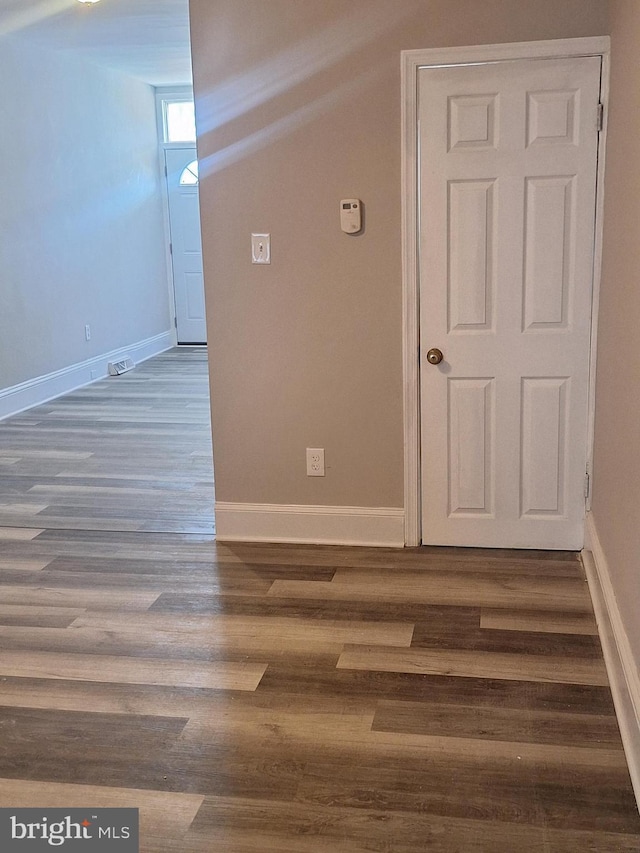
[591, 1, 640, 663]
[190, 0, 608, 508]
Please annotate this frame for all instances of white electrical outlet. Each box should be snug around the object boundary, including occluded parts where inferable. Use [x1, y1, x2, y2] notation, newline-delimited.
[85, 324, 91, 341]
[306, 447, 325, 477]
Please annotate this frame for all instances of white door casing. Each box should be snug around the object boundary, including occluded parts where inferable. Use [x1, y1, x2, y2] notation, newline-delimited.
[415, 52, 602, 550]
[165, 148, 207, 344]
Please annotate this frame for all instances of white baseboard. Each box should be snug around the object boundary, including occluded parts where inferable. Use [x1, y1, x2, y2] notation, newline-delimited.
[0, 331, 174, 421]
[582, 513, 640, 809]
[215, 502, 405, 547]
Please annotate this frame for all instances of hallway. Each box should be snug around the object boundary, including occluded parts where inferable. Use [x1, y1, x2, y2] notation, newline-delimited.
[0, 348, 214, 534]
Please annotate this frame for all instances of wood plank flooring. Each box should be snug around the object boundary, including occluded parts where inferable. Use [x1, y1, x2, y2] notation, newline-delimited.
[0, 348, 214, 534]
[0, 350, 638, 850]
[0, 530, 637, 851]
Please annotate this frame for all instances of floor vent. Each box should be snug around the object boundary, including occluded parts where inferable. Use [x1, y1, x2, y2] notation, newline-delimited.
[108, 357, 135, 376]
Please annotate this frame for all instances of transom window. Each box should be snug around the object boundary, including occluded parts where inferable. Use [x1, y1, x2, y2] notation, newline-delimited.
[163, 100, 196, 143]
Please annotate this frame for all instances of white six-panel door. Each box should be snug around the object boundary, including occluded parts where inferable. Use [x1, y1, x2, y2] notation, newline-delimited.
[419, 56, 601, 549]
[165, 148, 207, 344]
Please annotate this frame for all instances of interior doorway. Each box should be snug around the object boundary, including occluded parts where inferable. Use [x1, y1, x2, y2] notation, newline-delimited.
[402, 37, 609, 550]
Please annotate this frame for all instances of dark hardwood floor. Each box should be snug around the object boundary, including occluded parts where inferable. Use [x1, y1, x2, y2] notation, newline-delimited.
[0, 350, 638, 851]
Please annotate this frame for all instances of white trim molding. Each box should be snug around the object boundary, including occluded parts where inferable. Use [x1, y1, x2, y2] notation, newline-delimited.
[401, 36, 610, 547]
[215, 502, 405, 548]
[0, 331, 173, 421]
[401, 45, 421, 547]
[582, 513, 640, 808]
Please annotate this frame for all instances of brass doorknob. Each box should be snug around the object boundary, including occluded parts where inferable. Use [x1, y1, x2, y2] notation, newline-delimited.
[426, 348, 444, 365]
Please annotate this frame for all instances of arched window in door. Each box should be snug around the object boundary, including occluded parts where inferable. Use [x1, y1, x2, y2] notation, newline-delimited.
[179, 160, 199, 186]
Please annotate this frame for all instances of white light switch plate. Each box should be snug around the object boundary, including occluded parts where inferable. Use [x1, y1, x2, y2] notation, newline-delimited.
[251, 233, 271, 264]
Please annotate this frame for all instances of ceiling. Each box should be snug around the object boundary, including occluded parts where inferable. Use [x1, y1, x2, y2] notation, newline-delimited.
[0, 0, 192, 86]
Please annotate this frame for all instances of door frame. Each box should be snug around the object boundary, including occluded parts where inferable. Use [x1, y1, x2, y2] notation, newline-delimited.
[401, 36, 610, 547]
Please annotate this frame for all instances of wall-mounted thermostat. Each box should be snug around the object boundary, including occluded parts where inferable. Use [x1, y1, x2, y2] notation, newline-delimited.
[340, 199, 362, 234]
[251, 233, 271, 264]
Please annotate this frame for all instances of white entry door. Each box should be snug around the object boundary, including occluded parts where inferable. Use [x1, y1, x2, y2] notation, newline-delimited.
[165, 148, 207, 343]
[419, 56, 601, 549]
